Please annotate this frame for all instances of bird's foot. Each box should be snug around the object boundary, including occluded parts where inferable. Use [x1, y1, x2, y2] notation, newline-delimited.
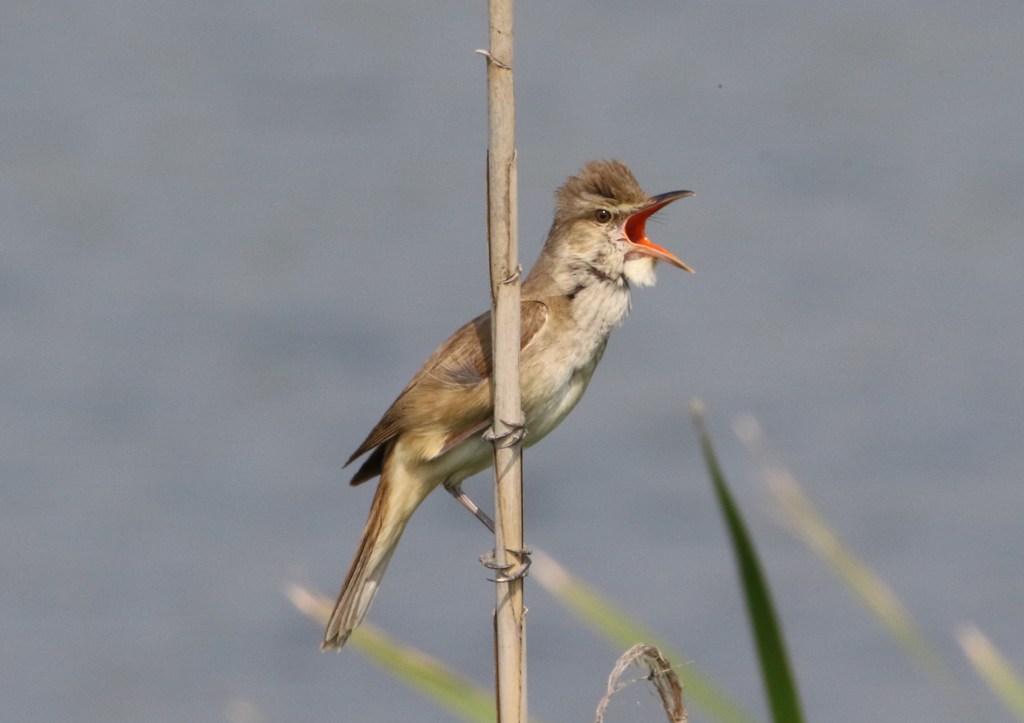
[480, 547, 532, 583]
[482, 419, 526, 448]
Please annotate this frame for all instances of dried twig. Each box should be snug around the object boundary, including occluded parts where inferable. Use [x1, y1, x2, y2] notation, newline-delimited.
[484, 1, 526, 721]
[594, 644, 687, 723]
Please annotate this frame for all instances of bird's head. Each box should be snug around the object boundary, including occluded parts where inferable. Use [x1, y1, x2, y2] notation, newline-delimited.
[547, 160, 693, 289]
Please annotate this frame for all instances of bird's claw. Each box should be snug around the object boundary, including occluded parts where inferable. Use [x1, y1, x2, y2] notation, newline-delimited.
[482, 419, 526, 448]
[480, 547, 532, 583]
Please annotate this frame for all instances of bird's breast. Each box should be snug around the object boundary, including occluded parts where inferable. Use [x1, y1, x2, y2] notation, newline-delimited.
[520, 282, 631, 446]
[568, 280, 632, 343]
[522, 341, 606, 445]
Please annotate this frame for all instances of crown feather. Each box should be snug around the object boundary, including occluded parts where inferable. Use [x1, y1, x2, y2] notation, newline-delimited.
[554, 160, 648, 223]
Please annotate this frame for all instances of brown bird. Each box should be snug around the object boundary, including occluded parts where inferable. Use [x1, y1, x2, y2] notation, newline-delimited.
[323, 160, 693, 649]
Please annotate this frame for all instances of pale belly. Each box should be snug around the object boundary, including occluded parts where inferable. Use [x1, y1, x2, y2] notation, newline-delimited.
[522, 282, 628, 447]
[423, 338, 606, 488]
[522, 345, 604, 446]
[432, 281, 629, 482]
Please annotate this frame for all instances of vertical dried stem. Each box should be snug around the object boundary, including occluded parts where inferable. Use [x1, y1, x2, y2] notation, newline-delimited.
[484, 1, 526, 721]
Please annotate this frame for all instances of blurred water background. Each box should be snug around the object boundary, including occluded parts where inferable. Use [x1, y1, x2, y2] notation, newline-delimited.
[3, 2, 1023, 721]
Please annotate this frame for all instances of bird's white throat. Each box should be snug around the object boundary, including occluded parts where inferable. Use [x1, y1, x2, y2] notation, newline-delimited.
[622, 255, 658, 288]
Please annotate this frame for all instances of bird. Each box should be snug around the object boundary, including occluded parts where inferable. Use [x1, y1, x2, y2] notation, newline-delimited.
[322, 159, 693, 650]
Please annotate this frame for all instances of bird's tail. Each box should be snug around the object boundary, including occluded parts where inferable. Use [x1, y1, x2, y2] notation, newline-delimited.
[322, 451, 432, 650]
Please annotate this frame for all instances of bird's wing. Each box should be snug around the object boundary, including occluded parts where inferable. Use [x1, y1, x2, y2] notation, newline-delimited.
[347, 300, 549, 485]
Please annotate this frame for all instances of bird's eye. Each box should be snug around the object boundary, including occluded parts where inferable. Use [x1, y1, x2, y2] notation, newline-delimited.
[594, 209, 612, 223]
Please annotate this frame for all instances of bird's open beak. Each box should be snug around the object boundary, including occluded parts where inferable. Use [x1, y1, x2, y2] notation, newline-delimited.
[623, 190, 695, 273]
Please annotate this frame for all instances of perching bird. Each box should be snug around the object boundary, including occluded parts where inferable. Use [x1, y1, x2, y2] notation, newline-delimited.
[323, 160, 693, 649]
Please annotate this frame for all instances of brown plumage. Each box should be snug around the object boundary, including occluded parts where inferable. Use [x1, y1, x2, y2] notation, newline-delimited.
[322, 160, 693, 649]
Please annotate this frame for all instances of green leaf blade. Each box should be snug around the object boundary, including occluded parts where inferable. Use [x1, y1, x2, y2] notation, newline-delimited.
[692, 402, 805, 723]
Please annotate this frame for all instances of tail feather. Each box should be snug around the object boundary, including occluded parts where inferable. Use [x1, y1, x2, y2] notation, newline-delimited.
[322, 452, 430, 650]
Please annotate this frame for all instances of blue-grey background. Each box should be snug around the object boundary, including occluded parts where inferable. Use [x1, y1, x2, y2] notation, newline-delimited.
[3, 2, 1022, 721]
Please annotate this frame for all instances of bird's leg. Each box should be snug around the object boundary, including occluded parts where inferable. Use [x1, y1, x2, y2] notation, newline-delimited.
[442, 480, 531, 582]
[443, 480, 495, 533]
